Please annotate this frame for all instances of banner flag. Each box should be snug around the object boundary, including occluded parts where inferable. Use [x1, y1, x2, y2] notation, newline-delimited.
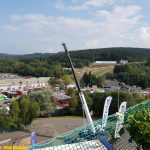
[102, 96, 112, 129]
[31, 131, 37, 149]
[115, 102, 127, 138]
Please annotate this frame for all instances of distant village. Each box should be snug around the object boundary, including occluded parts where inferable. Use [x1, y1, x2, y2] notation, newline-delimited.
[1, 66, 150, 113]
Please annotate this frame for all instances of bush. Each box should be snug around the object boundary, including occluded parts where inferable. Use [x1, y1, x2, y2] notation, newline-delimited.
[124, 108, 150, 150]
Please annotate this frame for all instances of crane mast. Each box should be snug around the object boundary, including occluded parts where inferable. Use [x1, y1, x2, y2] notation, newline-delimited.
[61, 43, 94, 129]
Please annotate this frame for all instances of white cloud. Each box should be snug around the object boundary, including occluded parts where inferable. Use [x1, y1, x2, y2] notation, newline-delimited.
[55, 0, 120, 11]
[2, 4, 149, 53]
[139, 27, 150, 40]
[10, 15, 23, 21]
[10, 5, 141, 33]
[97, 5, 142, 33]
[54, 0, 65, 10]
[9, 14, 95, 33]
[3, 25, 20, 31]
[83, 0, 117, 7]
[133, 26, 150, 47]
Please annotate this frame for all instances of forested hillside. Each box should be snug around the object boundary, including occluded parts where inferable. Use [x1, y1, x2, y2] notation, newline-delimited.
[48, 47, 150, 67]
[114, 62, 150, 89]
[0, 57, 65, 77]
[0, 47, 150, 77]
[57, 47, 150, 61]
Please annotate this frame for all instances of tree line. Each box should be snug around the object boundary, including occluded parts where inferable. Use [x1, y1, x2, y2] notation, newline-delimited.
[1, 47, 150, 77]
[0, 57, 66, 78]
[61, 89, 144, 117]
[44, 47, 150, 68]
[0, 96, 40, 131]
[114, 62, 150, 89]
[0, 88, 146, 131]
[0, 90, 55, 131]
[80, 71, 105, 87]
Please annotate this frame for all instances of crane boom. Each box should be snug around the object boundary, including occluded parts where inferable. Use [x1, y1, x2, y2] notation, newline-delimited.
[61, 43, 94, 130]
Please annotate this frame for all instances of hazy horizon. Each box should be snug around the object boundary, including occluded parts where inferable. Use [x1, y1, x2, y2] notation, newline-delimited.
[1, 46, 150, 55]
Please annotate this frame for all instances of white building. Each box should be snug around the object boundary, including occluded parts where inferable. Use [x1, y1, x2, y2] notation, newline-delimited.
[95, 61, 117, 64]
[120, 60, 128, 64]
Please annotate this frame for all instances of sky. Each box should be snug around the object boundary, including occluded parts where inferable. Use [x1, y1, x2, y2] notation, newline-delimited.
[0, 0, 150, 54]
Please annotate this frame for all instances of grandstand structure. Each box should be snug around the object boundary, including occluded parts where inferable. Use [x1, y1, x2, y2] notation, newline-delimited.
[28, 100, 150, 150]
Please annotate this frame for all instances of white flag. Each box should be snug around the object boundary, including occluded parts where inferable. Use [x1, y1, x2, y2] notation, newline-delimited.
[115, 102, 127, 138]
[102, 96, 112, 129]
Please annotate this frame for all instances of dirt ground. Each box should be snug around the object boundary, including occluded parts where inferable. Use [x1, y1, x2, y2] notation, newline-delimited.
[0, 116, 85, 146]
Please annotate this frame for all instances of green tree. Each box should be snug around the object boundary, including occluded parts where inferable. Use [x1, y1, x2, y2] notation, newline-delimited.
[105, 72, 114, 79]
[62, 88, 78, 115]
[62, 89, 93, 116]
[124, 108, 150, 150]
[19, 96, 30, 125]
[0, 96, 40, 131]
[27, 100, 40, 125]
[81, 71, 105, 87]
[29, 90, 55, 117]
[145, 58, 150, 66]
[114, 63, 150, 89]
[48, 77, 62, 88]
[91, 91, 144, 117]
[96, 75, 106, 87]
[19, 96, 40, 126]
[9, 100, 21, 128]
[84, 92, 93, 111]
[75, 91, 93, 116]
[67, 88, 78, 108]
[62, 75, 73, 86]
[52, 64, 64, 78]
[0, 109, 14, 131]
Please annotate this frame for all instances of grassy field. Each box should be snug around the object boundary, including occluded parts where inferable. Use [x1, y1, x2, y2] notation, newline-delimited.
[93, 69, 113, 77]
[75, 65, 114, 79]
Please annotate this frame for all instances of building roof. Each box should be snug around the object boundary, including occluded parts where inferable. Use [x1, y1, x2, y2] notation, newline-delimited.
[53, 92, 71, 101]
